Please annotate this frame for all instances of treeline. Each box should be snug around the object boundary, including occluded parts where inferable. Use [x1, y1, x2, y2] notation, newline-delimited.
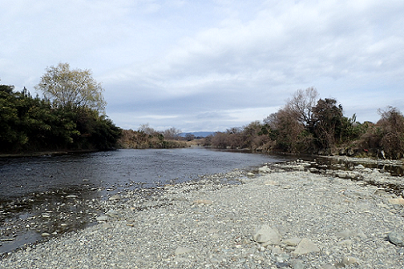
[118, 124, 188, 149]
[0, 84, 121, 154]
[205, 88, 404, 159]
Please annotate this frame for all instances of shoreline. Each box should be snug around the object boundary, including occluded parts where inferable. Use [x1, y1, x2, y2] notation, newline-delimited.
[1, 160, 404, 268]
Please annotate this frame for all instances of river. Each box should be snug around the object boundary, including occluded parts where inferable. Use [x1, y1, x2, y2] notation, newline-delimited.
[0, 147, 290, 255]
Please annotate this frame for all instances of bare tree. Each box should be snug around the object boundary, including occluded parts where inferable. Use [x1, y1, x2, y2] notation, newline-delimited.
[162, 127, 182, 140]
[138, 123, 156, 135]
[286, 87, 319, 128]
[35, 63, 106, 112]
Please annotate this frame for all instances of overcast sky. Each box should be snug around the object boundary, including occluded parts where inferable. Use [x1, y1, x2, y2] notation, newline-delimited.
[1, 0, 403, 132]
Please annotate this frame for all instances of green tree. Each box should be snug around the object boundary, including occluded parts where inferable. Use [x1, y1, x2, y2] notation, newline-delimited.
[312, 98, 344, 151]
[35, 63, 106, 113]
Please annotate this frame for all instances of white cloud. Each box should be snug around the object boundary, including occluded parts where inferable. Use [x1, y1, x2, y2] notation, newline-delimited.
[1, 0, 403, 131]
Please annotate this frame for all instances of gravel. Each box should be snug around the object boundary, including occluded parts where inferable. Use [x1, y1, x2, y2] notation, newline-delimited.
[1, 160, 404, 268]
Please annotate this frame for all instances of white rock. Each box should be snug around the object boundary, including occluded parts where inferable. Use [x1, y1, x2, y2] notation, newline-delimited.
[253, 225, 281, 246]
[283, 237, 302, 246]
[96, 215, 108, 222]
[293, 238, 320, 255]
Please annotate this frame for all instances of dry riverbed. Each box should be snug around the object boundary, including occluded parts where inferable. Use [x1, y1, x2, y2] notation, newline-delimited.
[1, 159, 404, 268]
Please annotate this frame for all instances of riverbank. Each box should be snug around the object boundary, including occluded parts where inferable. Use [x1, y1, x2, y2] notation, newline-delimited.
[1, 160, 404, 268]
[0, 149, 100, 158]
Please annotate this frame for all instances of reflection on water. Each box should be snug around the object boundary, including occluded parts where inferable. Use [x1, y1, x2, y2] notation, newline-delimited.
[0, 148, 288, 255]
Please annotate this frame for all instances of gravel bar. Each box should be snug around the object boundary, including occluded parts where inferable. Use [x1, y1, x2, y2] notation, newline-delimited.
[1, 161, 404, 268]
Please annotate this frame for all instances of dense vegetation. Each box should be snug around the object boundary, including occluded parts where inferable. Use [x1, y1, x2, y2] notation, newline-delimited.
[118, 124, 188, 149]
[205, 88, 404, 159]
[0, 84, 121, 154]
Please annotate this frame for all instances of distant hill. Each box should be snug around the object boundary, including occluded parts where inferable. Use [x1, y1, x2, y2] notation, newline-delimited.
[179, 131, 215, 138]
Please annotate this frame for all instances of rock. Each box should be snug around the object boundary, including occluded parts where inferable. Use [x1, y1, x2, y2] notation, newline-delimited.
[355, 164, 365, 169]
[66, 194, 78, 198]
[336, 229, 353, 239]
[96, 215, 109, 222]
[293, 238, 320, 255]
[320, 264, 336, 269]
[388, 231, 404, 247]
[0, 238, 15, 242]
[309, 168, 319, 173]
[337, 239, 353, 248]
[174, 246, 193, 255]
[41, 232, 50, 237]
[109, 194, 121, 201]
[271, 246, 283, 254]
[341, 256, 358, 265]
[247, 172, 255, 177]
[388, 198, 404, 205]
[253, 225, 281, 246]
[106, 210, 121, 219]
[283, 237, 302, 246]
[290, 259, 305, 269]
[258, 165, 271, 173]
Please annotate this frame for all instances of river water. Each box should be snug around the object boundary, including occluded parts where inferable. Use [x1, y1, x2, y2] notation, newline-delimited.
[0, 147, 290, 255]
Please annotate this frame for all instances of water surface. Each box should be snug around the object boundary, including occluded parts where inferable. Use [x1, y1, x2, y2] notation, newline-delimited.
[0, 148, 289, 255]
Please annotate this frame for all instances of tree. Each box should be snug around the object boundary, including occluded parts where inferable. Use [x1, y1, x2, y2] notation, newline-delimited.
[377, 107, 404, 159]
[162, 127, 182, 140]
[312, 98, 344, 150]
[35, 63, 106, 113]
[286, 87, 319, 129]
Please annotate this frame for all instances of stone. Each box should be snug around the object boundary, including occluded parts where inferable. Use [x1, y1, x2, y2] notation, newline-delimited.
[290, 259, 305, 269]
[258, 165, 271, 173]
[106, 210, 121, 219]
[174, 246, 193, 256]
[66, 194, 78, 198]
[341, 256, 358, 265]
[253, 225, 281, 246]
[320, 264, 336, 269]
[337, 239, 353, 248]
[283, 237, 302, 246]
[96, 215, 108, 222]
[109, 194, 121, 201]
[293, 238, 320, 255]
[41, 232, 50, 237]
[271, 246, 283, 254]
[388, 231, 404, 247]
[336, 229, 353, 239]
[388, 198, 404, 205]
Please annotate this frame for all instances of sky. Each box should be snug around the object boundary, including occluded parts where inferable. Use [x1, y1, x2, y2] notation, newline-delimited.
[1, 0, 403, 132]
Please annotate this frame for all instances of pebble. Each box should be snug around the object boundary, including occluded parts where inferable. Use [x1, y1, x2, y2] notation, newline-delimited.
[388, 231, 404, 247]
[293, 238, 320, 255]
[2, 161, 404, 268]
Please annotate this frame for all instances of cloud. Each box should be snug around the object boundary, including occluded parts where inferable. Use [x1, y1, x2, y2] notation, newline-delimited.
[1, 0, 404, 131]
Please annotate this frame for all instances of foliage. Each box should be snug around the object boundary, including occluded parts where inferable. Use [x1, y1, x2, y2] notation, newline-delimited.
[311, 98, 344, 151]
[118, 129, 187, 149]
[205, 88, 404, 159]
[0, 84, 121, 154]
[35, 63, 106, 113]
[359, 107, 404, 159]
